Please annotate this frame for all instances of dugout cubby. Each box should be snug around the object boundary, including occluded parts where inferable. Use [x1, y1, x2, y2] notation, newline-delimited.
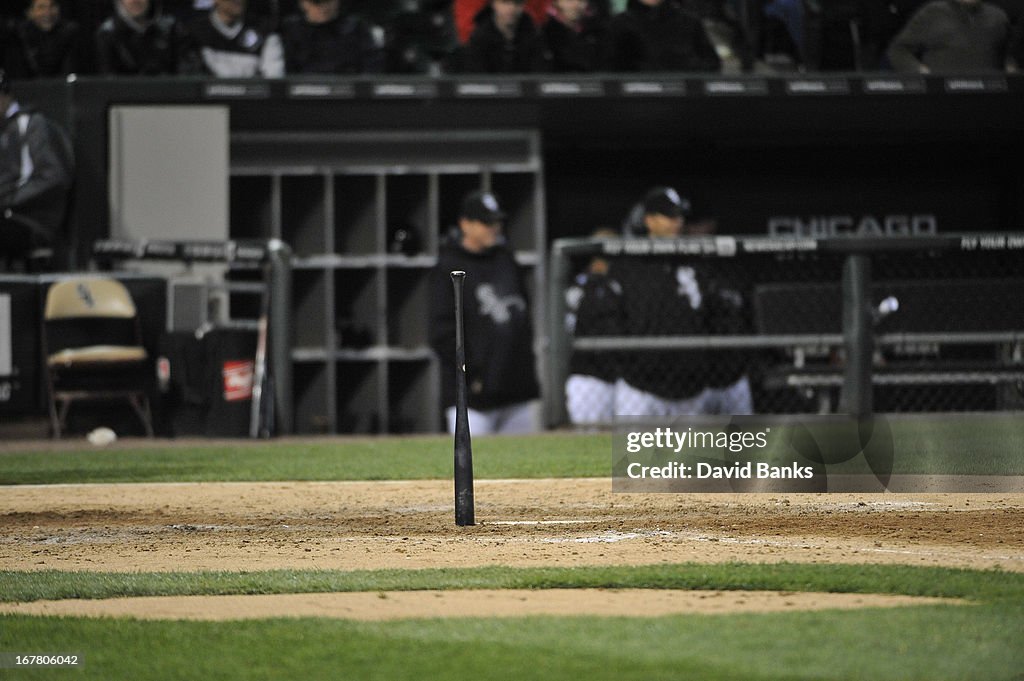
[228, 130, 545, 434]
[385, 174, 436, 257]
[386, 267, 432, 349]
[281, 174, 329, 256]
[228, 175, 273, 241]
[333, 269, 379, 350]
[290, 268, 329, 350]
[387, 356, 440, 434]
[333, 175, 380, 256]
[290, 360, 332, 434]
[334, 360, 381, 434]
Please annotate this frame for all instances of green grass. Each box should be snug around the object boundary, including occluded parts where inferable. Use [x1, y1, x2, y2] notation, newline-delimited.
[2, 564, 1023, 681]
[3, 413, 1024, 485]
[2, 605, 1022, 681]
[3, 563, 1023, 604]
[0, 433, 609, 485]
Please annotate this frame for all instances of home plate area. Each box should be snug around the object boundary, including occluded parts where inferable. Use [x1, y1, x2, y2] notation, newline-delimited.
[1, 479, 1021, 618]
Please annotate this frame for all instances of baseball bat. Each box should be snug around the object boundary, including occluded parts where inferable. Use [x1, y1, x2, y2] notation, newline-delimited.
[451, 270, 475, 526]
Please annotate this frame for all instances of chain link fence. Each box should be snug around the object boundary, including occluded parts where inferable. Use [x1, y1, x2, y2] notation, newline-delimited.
[547, 235, 1024, 427]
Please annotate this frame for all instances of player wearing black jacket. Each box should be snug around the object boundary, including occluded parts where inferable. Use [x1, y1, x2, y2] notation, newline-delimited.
[612, 187, 709, 416]
[564, 266, 623, 425]
[429, 190, 541, 433]
[614, 255, 708, 402]
[700, 272, 754, 414]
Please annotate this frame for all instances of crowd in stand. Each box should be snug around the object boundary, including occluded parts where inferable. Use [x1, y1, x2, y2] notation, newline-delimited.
[2, 0, 1023, 79]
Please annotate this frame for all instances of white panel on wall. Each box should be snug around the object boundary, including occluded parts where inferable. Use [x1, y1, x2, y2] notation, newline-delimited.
[109, 106, 229, 242]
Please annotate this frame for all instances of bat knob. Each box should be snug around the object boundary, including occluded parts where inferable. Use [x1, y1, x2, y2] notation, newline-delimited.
[451, 270, 466, 280]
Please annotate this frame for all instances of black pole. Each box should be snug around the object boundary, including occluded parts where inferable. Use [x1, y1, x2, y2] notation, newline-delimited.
[451, 270, 475, 526]
[267, 239, 292, 435]
[840, 254, 873, 416]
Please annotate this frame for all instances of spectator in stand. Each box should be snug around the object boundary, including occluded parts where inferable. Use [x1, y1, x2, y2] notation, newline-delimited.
[0, 68, 75, 270]
[455, 0, 548, 42]
[95, 0, 200, 74]
[385, 0, 459, 74]
[429, 190, 542, 434]
[608, 0, 721, 72]
[458, 0, 546, 72]
[541, 0, 611, 71]
[3, 0, 84, 79]
[887, 0, 1012, 72]
[188, 0, 284, 77]
[679, 0, 753, 72]
[280, 0, 385, 74]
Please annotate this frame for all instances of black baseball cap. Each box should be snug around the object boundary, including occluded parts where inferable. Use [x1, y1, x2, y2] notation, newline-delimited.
[643, 186, 690, 218]
[460, 190, 506, 224]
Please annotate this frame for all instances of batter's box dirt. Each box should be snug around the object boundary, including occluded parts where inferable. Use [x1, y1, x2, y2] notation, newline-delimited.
[2, 480, 1022, 574]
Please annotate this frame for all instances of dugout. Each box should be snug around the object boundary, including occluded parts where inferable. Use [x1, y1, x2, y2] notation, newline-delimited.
[9, 74, 1024, 434]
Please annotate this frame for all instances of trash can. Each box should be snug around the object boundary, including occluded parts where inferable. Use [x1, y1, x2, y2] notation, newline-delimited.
[158, 328, 257, 437]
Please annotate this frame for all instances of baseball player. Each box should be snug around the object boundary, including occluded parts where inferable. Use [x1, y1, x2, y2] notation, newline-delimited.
[613, 186, 710, 417]
[564, 228, 624, 426]
[429, 189, 541, 434]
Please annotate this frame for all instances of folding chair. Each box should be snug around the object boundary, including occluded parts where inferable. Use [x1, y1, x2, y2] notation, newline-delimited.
[42, 277, 154, 438]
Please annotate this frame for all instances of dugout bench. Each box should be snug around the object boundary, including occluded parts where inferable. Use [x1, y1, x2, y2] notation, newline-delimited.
[754, 278, 1024, 413]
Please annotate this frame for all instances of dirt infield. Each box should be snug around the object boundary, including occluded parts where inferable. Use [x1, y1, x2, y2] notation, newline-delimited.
[2, 479, 1022, 618]
[0, 589, 958, 621]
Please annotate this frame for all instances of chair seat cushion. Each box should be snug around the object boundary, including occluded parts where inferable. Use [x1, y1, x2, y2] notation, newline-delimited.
[48, 345, 148, 367]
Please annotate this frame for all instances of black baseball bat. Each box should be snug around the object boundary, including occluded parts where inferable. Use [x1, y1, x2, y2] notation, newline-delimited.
[451, 270, 475, 526]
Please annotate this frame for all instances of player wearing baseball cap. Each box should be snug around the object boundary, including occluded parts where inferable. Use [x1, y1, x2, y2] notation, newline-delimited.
[428, 190, 541, 434]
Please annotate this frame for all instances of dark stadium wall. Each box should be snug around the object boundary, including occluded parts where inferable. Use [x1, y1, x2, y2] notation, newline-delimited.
[10, 76, 1024, 267]
[544, 140, 1016, 239]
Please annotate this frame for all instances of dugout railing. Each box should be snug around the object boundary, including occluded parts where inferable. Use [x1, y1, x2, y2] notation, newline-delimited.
[547, 233, 1024, 427]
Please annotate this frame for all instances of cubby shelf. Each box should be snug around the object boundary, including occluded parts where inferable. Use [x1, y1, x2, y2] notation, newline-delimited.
[229, 130, 545, 434]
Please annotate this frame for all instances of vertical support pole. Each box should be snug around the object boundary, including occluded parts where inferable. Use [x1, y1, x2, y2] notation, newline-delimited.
[840, 253, 873, 416]
[547, 241, 570, 428]
[268, 239, 293, 435]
